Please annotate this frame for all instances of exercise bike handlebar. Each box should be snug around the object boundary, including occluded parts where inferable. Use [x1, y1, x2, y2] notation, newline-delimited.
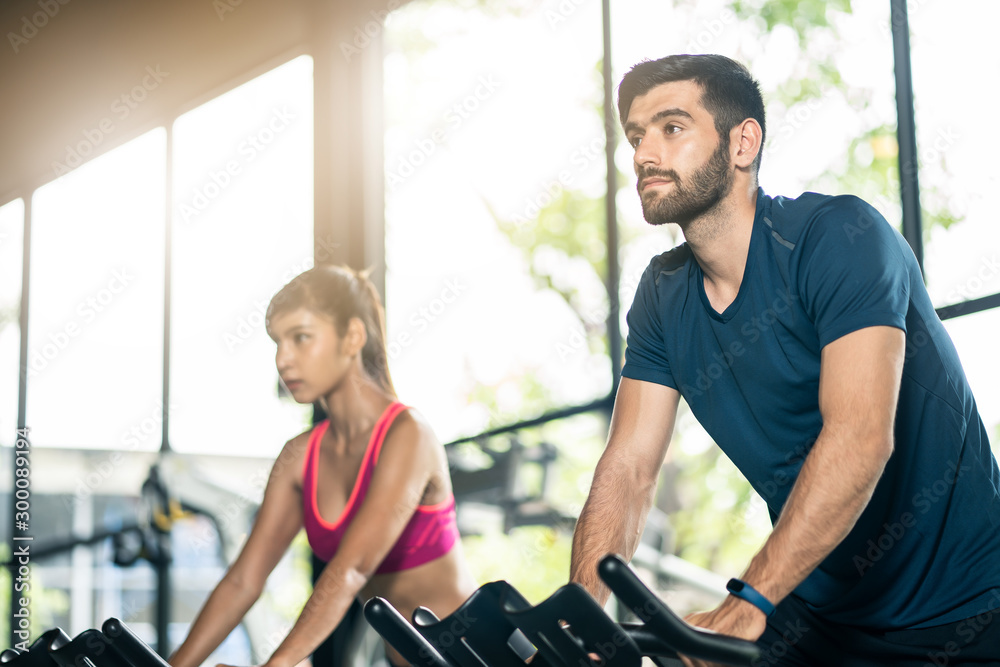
[362, 554, 761, 666]
[363, 598, 452, 667]
[598, 554, 760, 665]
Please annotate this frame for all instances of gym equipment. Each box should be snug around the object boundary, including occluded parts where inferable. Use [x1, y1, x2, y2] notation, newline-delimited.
[364, 554, 761, 667]
[0, 619, 166, 667]
[2, 454, 267, 659]
[447, 436, 573, 534]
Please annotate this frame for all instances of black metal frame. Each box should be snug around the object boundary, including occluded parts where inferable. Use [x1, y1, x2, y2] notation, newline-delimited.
[891, 0, 924, 273]
[602, 0, 622, 392]
[886, 0, 1000, 324]
[936, 293, 1000, 322]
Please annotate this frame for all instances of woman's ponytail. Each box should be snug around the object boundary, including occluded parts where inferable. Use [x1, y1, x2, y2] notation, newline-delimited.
[350, 267, 395, 396]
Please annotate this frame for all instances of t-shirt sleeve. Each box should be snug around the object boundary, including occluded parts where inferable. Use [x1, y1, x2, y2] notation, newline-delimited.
[796, 196, 909, 349]
[621, 263, 678, 389]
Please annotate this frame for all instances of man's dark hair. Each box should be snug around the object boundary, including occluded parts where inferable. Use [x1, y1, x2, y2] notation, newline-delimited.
[618, 54, 767, 173]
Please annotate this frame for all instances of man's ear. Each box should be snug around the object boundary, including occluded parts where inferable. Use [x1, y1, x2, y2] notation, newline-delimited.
[345, 317, 368, 357]
[731, 118, 763, 170]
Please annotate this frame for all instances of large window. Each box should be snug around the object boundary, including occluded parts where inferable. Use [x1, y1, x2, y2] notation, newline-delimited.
[909, 1, 1000, 441]
[384, 2, 608, 441]
[3, 55, 315, 647]
[170, 55, 314, 456]
[28, 131, 166, 449]
[15, 55, 314, 456]
[944, 310, 1000, 435]
[914, 3, 1000, 308]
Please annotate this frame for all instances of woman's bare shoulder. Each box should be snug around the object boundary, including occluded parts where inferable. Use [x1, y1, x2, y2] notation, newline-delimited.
[387, 407, 441, 448]
[269, 424, 320, 481]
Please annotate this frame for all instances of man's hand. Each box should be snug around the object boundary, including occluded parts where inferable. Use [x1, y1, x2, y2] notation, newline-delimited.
[679, 597, 767, 667]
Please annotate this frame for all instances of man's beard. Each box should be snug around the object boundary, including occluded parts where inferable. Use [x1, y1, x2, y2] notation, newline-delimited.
[638, 135, 733, 228]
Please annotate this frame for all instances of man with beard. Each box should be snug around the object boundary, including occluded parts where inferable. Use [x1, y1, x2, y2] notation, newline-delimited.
[569, 54, 1000, 666]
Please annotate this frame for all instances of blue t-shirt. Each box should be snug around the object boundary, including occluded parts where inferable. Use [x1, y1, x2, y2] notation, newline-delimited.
[622, 188, 1000, 629]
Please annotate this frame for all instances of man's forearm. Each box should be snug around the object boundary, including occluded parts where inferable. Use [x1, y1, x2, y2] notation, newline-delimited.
[571, 461, 658, 606]
[739, 426, 893, 606]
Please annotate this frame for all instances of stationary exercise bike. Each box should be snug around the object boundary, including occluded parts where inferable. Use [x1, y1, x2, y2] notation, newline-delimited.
[363, 554, 760, 667]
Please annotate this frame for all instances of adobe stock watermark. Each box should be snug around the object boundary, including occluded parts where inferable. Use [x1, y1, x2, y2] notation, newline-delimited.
[922, 589, 1000, 667]
[766, 91, 837, 158]
[386, 75, 501, 191]
[188, 461, 272, 557]
[27, 268, 135, 378]
[7, 0, 72, 54]
[900, 126, 960, 181]
[619, 241, 671, 304]
[213, 0, 243, 21]
[64, 401, 181, 510]
[52, 66, 170, 177]
[843, 127, 961, 244]
[879, 0, 933, 39]
[415, 606, 481, 662]
[754, 618, 810, 666]
[843, 124, 957, 245]
[680, 286, 798, 398]
[591, 595, 806, 667]
[853, 459, 970, 576]
[544, 0, 589, 30]
[555, 307, 606, 361]
[68, 596, 151, 657]
[685, 7, 736, 52]
[339, 0, 400, 62]
[728, 442, 813, 537]
[943, 254, 1000, 305]
[381, 471, 458, 555]
[386, 278, 468, 361]
[225, 298, 274, 353]
[222, 239, 342, 353]
[845, 126, 960, 243]
[508, 135, 605, 228]
[597, 599, 680, 661]
[178, 106, 295, 223]
[513, 526, 574, 571]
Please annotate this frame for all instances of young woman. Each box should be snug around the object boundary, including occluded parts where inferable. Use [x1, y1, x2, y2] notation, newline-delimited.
[168, 265, 478, 667]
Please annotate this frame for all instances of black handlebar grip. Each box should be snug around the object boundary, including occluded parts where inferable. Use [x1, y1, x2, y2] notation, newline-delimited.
[411, 606, 441, 627]
[100, 618, 171, 667]
[43, 629, 72, 654]
[363, 597, 451, 667]
[598, 555, 761, 666]
[15, 628, 73, 667]
[8, 626, 73, 667]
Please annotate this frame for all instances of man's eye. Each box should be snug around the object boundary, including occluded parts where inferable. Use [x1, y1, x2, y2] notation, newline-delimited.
[665, 124, 681, 134]
[629, 136, 642, 148]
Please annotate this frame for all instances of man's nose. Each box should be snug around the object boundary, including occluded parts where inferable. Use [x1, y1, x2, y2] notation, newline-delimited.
[634, 135, 661, 169]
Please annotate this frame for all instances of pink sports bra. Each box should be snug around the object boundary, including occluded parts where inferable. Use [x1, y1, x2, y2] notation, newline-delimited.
[301, 402, 459, 574]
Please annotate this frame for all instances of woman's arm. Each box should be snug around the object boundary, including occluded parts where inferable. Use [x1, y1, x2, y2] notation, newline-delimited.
[263, 411, 442, 667]
[169, 438, 306, 667]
